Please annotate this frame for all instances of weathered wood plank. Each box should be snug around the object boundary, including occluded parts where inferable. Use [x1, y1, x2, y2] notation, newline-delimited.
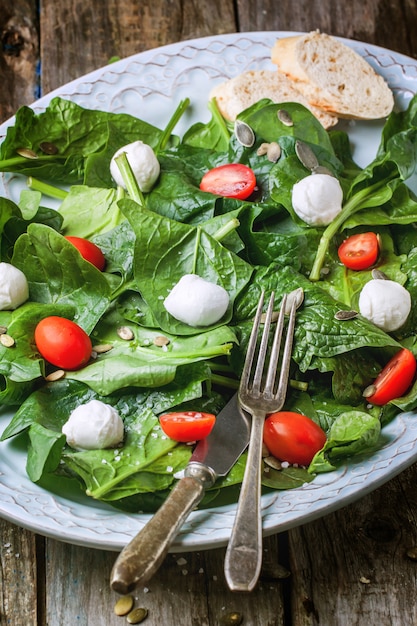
[44, 533, 285, 625]
[288, 463, 417, 626]
[39, 0, 237, 95]
[0, 0, 39, 122]
[236, 0, 417, 58]
[0, 519, 38, 625]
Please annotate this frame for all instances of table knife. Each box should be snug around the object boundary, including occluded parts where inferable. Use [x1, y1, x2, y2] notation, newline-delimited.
[110, 392, 250, 594]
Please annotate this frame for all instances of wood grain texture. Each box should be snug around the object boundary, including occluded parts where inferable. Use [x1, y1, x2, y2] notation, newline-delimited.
[0, 519, 38, 625]
[0, 0, 38, 122]
[39, 0, 237, 95]
[44, 534, 285, 625]
[1, 1, 417, 625]
[288, 464, 417, 626]
[236, 0, 417, 58]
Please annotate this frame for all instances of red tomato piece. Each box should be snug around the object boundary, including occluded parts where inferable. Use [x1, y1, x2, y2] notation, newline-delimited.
[365, 348, 416, 406]
[263, 411, 326, 466]
[199, 163, 256, 200]
[338, 232, 379, 270]
[159, 411, 216, 443]
[65, 236, 106, 271]
[35, 316, 92, 370]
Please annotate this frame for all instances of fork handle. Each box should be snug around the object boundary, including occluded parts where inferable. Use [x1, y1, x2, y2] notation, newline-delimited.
[224, 410, 264, 592]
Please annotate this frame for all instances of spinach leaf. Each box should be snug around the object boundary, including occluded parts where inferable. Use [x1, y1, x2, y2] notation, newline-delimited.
[0, 98, 165, 185]
[12, 224, 112, 333]
[121, 199, 253, 335]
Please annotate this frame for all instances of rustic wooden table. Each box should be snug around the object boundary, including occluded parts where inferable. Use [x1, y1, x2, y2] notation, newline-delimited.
[2, 1, 417, 624]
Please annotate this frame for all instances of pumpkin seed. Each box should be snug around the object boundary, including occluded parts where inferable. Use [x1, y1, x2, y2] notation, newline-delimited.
[16, 147, 38, 159]
[406, 546, 417, 561]
[256, 142, 270, 156]
[363, 384, 377, 398]
[234, 120, 255, 147]
[295, 140, 319, 171]
[39, 141, 58, 155]
[277, 108, 293, 126]
[334, 309, 358, 321]
[372, 269, 388, 280]
[266, 141, 281, 162]
[220, 612, 243, 626]
[284, 287, 304, 314]
[264, 455, 282, 470]
[92, 343, 113, 354]
[45, 369, 66, 382]
[117, 326, 134, 341]
[0, 325, 7, 334]
[153, 335, 170, 347]
[126, 607, 148, 624]
[312, 165, 334, 176]
[0, 334, 15, 347]
[114, 594, 134, 616]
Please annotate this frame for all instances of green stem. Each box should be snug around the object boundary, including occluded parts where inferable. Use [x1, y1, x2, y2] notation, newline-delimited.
[114, 152, 145, 205]
[210, 374, 239, 389]
[0, 154, 59, 170]
[156, 98, 190, 152]
[212, 218, 240, 242]
[208, 97, 231, 145]
[27, 176, 68, 200]
[309, 179, 392, 281]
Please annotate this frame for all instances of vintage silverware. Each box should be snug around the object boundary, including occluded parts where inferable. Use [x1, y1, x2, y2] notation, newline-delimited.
[224, 288, 302, 592]
[111, 392, 250, 594]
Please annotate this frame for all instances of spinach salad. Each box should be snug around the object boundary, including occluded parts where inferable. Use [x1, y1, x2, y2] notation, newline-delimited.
[1, 92, 417, 513]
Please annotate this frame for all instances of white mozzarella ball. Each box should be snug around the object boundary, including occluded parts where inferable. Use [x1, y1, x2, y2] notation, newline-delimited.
[110, 140, 160, 192]
[358, 278, 411, 332]
[62, 399, 124, 450]
[0, 262, 29, 310]
[292, 173, 343, 226]
[164, 274, 229, 327]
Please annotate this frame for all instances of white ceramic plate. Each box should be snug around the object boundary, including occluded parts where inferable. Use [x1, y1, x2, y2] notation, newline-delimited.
[1, 32, 417, 552]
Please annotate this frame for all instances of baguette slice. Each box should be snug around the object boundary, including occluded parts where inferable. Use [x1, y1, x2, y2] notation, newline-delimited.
[209, 69, 338, 129]
[271, 31, 394, 119]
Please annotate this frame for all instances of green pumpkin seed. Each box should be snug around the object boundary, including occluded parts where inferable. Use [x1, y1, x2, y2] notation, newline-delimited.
[295, 140, 319, 171]
[114, 594, 134, 616]
[334, 310, 358, 321]
[234, 120, 255, 147]
[39, 141, 58, 155]
[220, 612, 243, 626]
[126, 607, 148, 624]
[16, 147, 38, 159]
[277, 108, 293, 126]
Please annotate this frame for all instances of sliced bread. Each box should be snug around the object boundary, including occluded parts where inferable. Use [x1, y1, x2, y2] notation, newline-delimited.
[271, 31, 394, 119]
[209, 69, 338, 129]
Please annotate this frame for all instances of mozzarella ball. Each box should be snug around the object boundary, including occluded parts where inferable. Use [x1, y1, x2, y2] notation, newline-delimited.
[292, 173, 343, 226]
[110, 140, 160, 192]
[164, 274, 229, 327]
[0, 262, 29, 310]
[62, 399, 124, 450]
[358, 279, 411, 332]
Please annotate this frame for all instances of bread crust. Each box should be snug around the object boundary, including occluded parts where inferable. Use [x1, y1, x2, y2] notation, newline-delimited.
[271, 31, 394, 119]
[210, 69, 338, 128]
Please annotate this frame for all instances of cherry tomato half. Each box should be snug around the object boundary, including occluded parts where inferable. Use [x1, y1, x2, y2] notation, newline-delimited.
[365, 348, 416, 406]
[338, 232, 379, 271]
[159, 411, 216, 443]
[35, 316, 92, 370]
[65, 236, 106, 271]
[263, 411, 327, 466]
[199, 163, 256, 200]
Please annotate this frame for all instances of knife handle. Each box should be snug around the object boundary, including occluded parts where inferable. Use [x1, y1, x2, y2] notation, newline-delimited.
[110, 463, 216, 595]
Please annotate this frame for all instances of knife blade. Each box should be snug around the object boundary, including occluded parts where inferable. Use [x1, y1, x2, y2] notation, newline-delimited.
[110, 392, 250, 594]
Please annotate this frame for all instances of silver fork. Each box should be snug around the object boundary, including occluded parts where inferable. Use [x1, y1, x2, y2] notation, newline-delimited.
[224, 287, 303, 592]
